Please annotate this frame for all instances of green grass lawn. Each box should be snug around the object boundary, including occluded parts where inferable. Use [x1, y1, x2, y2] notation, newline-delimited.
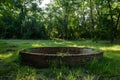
[0, 40, 120, 80]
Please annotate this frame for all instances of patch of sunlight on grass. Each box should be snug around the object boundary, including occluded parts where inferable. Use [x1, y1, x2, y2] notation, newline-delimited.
[32, 44, 42, 47]
[0, 13, 3, 17]
[100, 45, 120, 51]
[69, 44, 85, 47]
[54, 41, 63, 44]
[83, 75, 96, 80]
[68, 44, 95, 48]
[0, 52, 13, 59]
[16, 66, 37, 80]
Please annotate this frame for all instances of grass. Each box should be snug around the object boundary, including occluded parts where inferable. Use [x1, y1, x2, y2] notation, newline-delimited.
[0, 39, 120, 80]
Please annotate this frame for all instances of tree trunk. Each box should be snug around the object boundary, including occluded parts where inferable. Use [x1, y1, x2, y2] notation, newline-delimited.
[64, 6, 69, 39]
[116, 13, 120, 29]
[114, 13, 120, 39]
[107, 0, 115, 43]
[89, 0, 94, 30]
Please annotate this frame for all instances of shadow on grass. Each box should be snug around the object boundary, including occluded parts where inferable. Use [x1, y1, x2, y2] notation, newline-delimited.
[20, 40, 120, 79]
[0, 40, 120, 80]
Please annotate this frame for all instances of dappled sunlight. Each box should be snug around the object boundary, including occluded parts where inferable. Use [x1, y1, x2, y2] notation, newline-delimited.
[67, 44, 85, 47]
[0, 40, 120, 80]
[100, 45, 120, 51]
[0, 52, 13, 59]
[16, 66, 37, 80]
[54, 41, 64, 44]
[31, 40, 99, 48]
[32, 43, 42, 47]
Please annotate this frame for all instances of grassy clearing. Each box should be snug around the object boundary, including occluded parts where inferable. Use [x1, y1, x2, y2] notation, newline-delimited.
[0, 39, 120, 80]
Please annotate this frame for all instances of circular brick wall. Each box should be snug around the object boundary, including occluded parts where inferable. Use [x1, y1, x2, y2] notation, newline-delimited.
[19, 47, 103, 67]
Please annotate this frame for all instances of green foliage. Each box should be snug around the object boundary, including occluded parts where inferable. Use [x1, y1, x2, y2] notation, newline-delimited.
[0, 40, 120, 80]
[0, 0, 120, 42]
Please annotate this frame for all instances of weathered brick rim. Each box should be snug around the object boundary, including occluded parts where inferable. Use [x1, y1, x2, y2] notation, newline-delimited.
[19, 47, 103, 67]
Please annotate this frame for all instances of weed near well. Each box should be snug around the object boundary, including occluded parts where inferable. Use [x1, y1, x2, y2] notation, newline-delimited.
[0, 40, 120, 80]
